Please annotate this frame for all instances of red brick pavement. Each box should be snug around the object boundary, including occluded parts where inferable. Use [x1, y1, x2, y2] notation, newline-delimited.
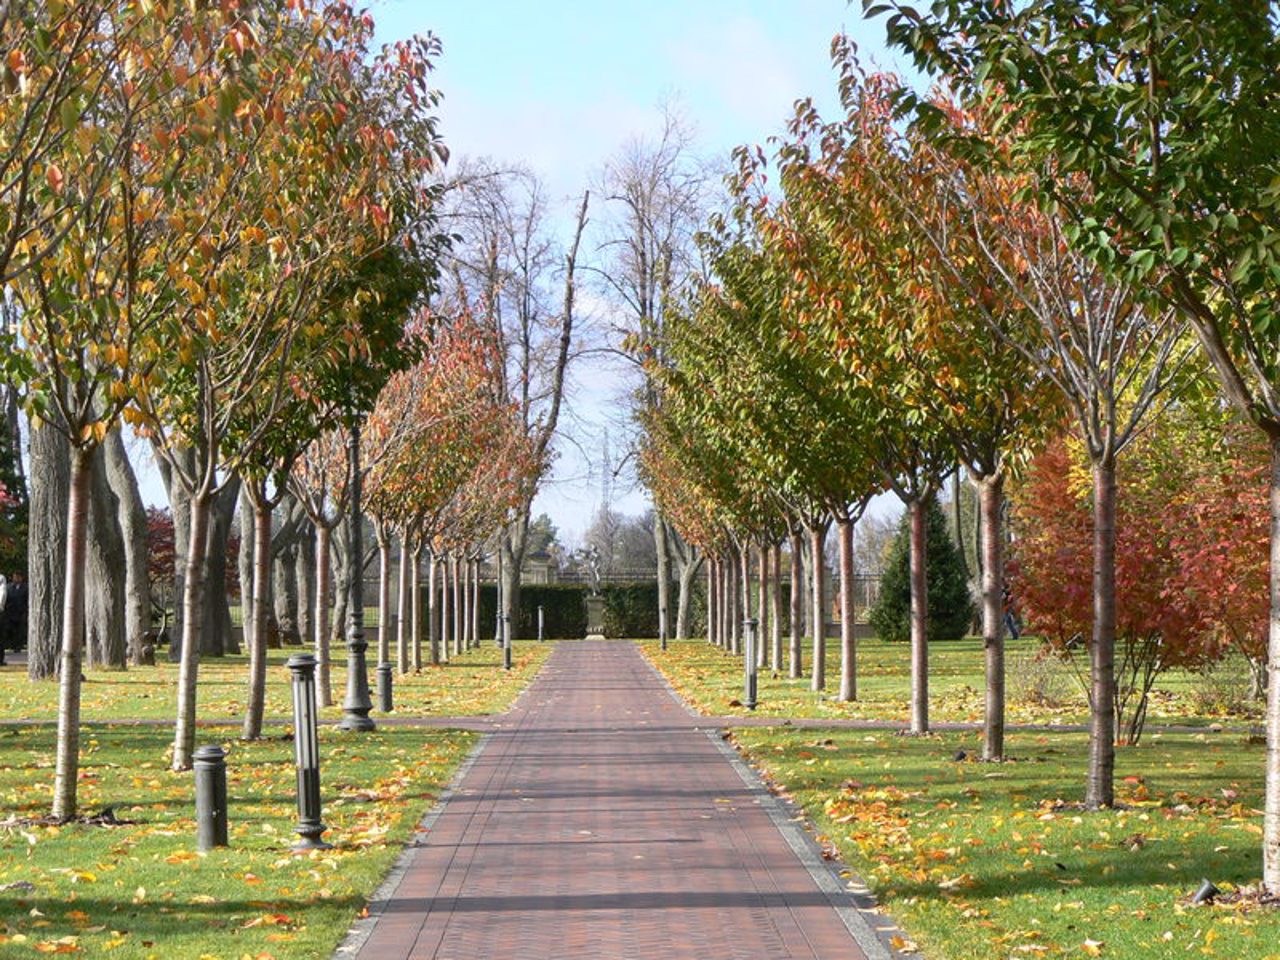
[346, 640, 891, 960]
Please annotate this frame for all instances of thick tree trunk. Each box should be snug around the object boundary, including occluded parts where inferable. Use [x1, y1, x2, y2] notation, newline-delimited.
[655, 514, 671, 641]
[837, 515, 856, 702]
[273, 541, 300, 646]
[769, 543, 782, 672]
[1264, 436, 1280, 891]
[103, 430, 150, 665]
[810, 524, 827, 692]
[314, 524, 333, 707]
[28, 421, 69, 680]
[85, 444, 126, 670]
[411, 547, 423, 670]
[52, 446, 92, 819]
[396, 537, 410, 673]
[789, 530, 803, 679]
[909, 498, 929, 734]
[243, 498, 272, 741]
[172, 488, 212, 771]
[1086, 460, 1118, 809]
[979, 475, 1006, 761]
[203, 481, 240, 656]
[376, 531, 391, 668]
[428, 553, 441, 665]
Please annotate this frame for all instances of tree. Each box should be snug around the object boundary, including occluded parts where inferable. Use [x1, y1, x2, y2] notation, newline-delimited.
[870, 0, 1280, 882]
[870, 499, 974, 645]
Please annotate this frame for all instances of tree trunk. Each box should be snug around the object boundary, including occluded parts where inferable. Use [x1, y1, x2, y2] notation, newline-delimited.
[315, 524, 333, 707]
[757, 543, 768, 668]
[676, 553, 701, 641]
[979, 475, 1006, 761]
[411, 547, 423, 671]
[202, 481, 240, 656]
[729, 547, 742, 655]
[172, 487, 213, 771]
[461, 553, 471, 651]
[273, 541, 300, 646]
[51, 446, 92, 819]
[1086, 459, 1118, 809]
[102, 429, 149, 665]
[706, 559, 716, 645]
[396, 536, 410, 673]
[789, 530, 803, 679]
[28, 421, 69, 680]
[237, 486, 253, 655]
[471, 558, 480, 649]
[810, 524, 827, 692]
[837, 515, 856, 702]
[769, 543, 782, 672]
[440, 554, 451, 659]
[654, 514, 671, 641]
[502, 513, 531, 642]
[452, 554, 462, 657]
[428, 552, 441, 665]
[243, 497, 272, 741]
[1264, 435, 1280, 891]
[909, 498, 929, 734]
[85, 444, 126, 670]
[165, 452, 194, 663]
[296, 523, 314, 660]
[376, 530, 391, 668]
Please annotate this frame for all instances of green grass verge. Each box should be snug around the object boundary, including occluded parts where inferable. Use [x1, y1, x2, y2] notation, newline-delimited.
[734, 727, 1276, 959]
[0, 723, 475, 959]
[0, 640, 555, 723]
[640, 637, 1258, 727]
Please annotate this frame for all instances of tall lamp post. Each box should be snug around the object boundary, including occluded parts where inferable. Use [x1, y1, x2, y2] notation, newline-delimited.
[339, 418, 375, 732]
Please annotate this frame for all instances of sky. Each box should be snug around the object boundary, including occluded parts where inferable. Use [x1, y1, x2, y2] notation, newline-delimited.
[365, 1, 910, 545]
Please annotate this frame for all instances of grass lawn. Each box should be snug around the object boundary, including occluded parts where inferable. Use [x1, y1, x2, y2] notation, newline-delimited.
[734, 726, 1277, 960]
[0, 640, 554, 724]
[0, 723, 475, 959]
[640, 637, 1258, 727]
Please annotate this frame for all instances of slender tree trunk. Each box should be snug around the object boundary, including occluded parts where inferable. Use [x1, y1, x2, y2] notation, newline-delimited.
[810, 524, 827, 692]
[396, 536, 410, 674]
[979, 475, 1006, 761]
[471, 558, 480, 649]
[757, 543, 768, 668]
[296, 524, 314, 660]
[376, 532, 391, 668]
[465, 555, 476, 655]
[729, 548, 741, 655]
[676, 553, 700, 640]
[52, 446, 92, 819]
[909, 498, 929, 734]
[315, 524, 333, 707]
[837, 515, 856, 702]
[655, 514, 671, 641]
[103, 430, 149, 665]
[203, 482, 240, 656]
[28, 421, 69, 680]
[166, 454, 194, 663]
[173, 488, 212, 771]
[952, 469, 968, 580]
[789, 530, 803, 679]
[452, 555, 462, 657]
[769, 543, 782, 672]
[237, 487, 253, 656]
[1264, 436, 1280, 891]
[429, 553, 441, 665]
[706, 559, 716, 645]
[411, 547, 423, 671]
[273, 542, 300, 646]
[86, 444, 127, 670]
[1086, 459, 1117, 808]
[440, 554, 451, 660]
[243, 498, 272, 741]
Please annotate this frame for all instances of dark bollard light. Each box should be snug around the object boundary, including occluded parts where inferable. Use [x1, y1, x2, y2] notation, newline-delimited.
[376, 661, 393, 713]
[502, 614, 513, 671]
[1191, 878, 1221, 905]
[339, 420, 375, 732]
[537, 605, 544, 642]
[193, 745, 229, 851]
[659, 605, 668, 652]
[743, 617, 759, 710]
[288, 653, 332, 851]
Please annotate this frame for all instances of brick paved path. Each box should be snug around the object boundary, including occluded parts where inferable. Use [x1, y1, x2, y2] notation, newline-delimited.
[345, 640, 887, 960]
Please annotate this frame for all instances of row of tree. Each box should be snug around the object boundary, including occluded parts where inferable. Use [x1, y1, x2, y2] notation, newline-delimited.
[639, 1, 1280, 892]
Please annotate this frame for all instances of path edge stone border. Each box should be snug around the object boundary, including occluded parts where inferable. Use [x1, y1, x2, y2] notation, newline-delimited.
[331, 732, 493, 958]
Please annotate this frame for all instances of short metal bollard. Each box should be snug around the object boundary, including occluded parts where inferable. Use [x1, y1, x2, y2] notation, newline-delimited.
[659, 605, 668, 652]
[502, 614, 512, 670]
[743, 618, 759, 710]
[537, 605, 544, 643]
[288, 654, 332, 851]
[375, 661, 393, 713]
[194, 745, 229, 851]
